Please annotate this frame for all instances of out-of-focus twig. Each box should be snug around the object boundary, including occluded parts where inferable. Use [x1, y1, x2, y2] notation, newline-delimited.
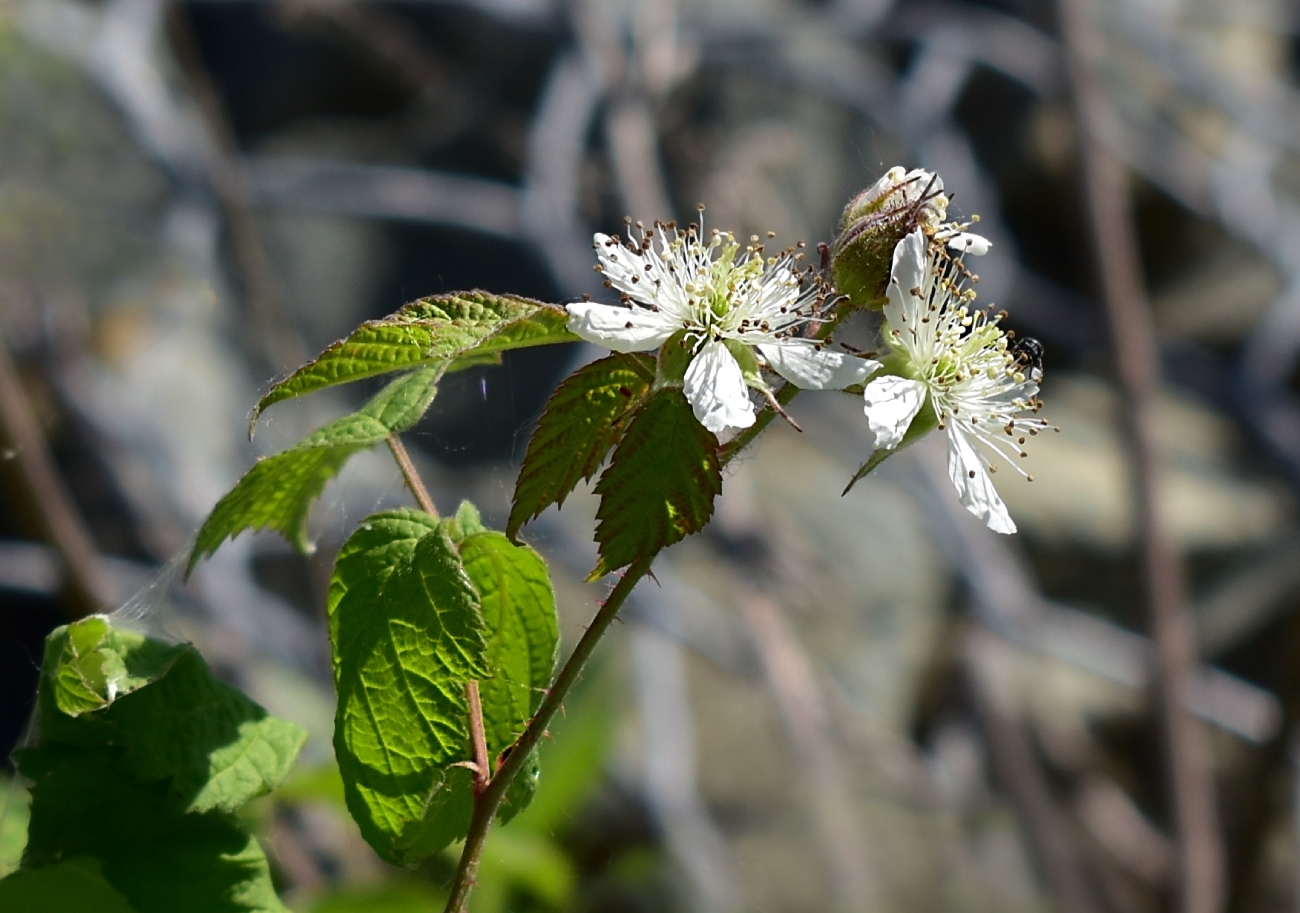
[964, 628, 1099, 913]
[739, 589, 879, 912]
[1224, 606, 1300, 913]
[0, 343, 116, 617]
[520, 50, 604, 298]
[1055, 0, 1224, 910]
[241, 157, 522, 238]
[630, 624, 741, 913]
[163, 3, 306, 371]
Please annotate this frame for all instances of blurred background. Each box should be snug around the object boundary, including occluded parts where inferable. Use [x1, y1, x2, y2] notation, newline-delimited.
[2, 0, 1300, 910]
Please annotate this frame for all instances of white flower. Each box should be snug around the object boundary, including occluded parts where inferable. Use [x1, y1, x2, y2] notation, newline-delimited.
[861, 229, 1051, 533]
[566, 217, 880, 435]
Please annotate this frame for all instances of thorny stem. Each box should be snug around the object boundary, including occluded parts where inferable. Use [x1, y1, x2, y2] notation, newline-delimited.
[387, 434, 439, 517]
[442, 558, 653, 913]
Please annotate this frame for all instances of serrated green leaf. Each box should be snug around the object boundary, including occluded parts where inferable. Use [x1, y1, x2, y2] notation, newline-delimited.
[15, 746, 287, 913]
[42, 618, 186, 722]
[188, 367, 441, 573]
[590, 389, 722, 578]
[252, 292, 576, 426]
[106, 651, 307, 813]
[328, 510, 490, 864]
[459, 531, 558, 822]
[355, 365, 442, 433]
[38, 619, 306, 814]
[0, 856, 141, 913]
[507, 353, 655, 540]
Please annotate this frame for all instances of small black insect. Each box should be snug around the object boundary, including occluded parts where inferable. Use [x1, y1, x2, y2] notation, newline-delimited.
[1009, 335, 1044, 379]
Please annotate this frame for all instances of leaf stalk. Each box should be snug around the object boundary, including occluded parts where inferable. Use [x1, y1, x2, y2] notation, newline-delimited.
[387, 434, 439, 516]
[441, 558, 652, 913]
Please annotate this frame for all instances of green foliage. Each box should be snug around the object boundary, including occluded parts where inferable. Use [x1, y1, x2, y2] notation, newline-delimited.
[104, 650, 307, 814]
[43, 615, 185, 717]
[188, 366, 440, 571]
[306, 880, 446, 913]
[507, 353, 655, 540]
[251, 292, 576, 426]
[18, 747, 286, 913]
[0, 857, 140, 913]
[590, 389, 722, 578]
[459, 531, 559, 821]
[327, 506, 561, 864]
[327, 510, 488, 865]
[1, 616, 304, 913]
[0, 777, 30, 878]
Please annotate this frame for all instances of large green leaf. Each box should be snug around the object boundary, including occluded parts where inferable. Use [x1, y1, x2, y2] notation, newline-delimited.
[252, 292, 576, 425]
[37, 618, 306, 814]
[106, 651, 307, 813]
[328, 510, 489, 864]
[507, 353, 655, 540]
[590, 389, 722, 578]
[188, 367, 441, 572]
[9, 617, 301, 913]
[15, 746, 287, 913]
[0, 857, 140, 913]
[458, 530, 559, 822]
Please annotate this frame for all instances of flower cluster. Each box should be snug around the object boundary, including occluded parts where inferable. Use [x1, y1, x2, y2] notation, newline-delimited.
[566, 214, 878, 435]
[564, 168, 1051, 534]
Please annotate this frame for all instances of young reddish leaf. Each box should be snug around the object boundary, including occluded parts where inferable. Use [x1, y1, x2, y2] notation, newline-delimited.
[507, 353, 655, 540]
[589, 389, 722, 579]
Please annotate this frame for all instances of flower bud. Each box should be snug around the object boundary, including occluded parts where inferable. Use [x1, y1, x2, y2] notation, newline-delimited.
[831, 167, 947, 309]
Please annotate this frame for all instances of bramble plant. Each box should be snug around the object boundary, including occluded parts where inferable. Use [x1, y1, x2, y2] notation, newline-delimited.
[1, 167, 1051, 913]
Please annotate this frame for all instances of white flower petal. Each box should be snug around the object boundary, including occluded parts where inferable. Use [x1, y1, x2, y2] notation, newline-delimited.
[945, 231, 991, 255]
[884, 230, 927, 329]
[684, 340, 755, 434]
[758, 340, 880, 390]
[946, 428, 1016, 534]
[566, 301, 676, 353]
[862, 375, 926, 450]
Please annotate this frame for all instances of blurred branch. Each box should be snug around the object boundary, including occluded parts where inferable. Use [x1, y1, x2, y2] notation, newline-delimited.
[964, 628, 1099, 913]
[739, 589, 880, 912]
[163, 4, 307, 371]
[242, 156, 522, 237]
[520, 50, 604, 298]
[1055, 1, 1224, 912]
[1224, 606, 1300, 913]
[630, 624, 741, 913]
[907, 445, 1281, 745]
[0, 344, 116, 617]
